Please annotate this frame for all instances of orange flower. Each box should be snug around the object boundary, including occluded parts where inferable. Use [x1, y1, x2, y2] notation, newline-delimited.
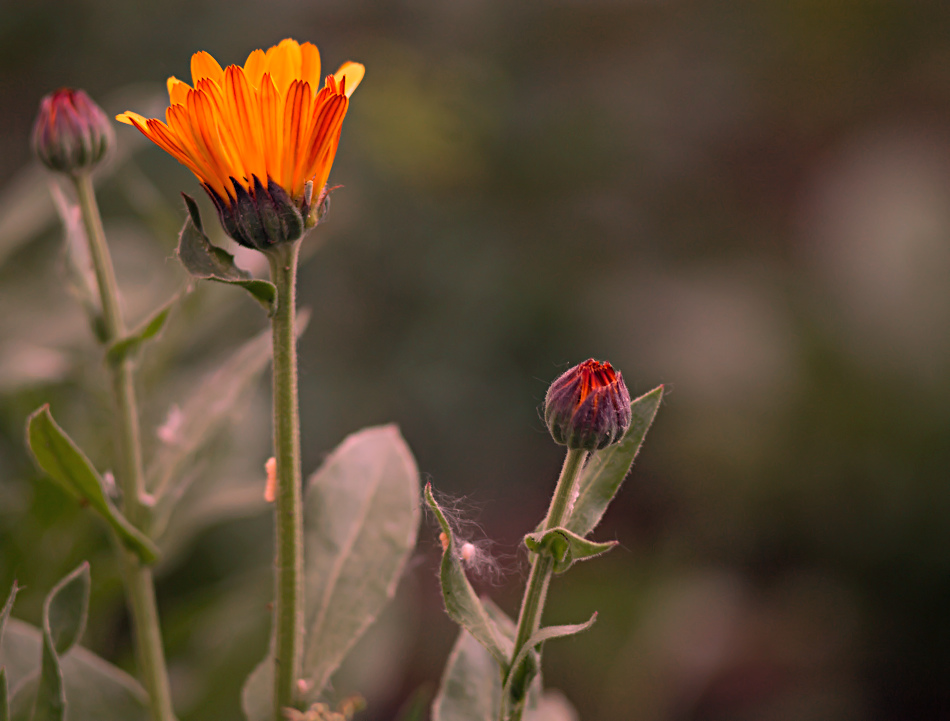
[117, 39, 363, 248]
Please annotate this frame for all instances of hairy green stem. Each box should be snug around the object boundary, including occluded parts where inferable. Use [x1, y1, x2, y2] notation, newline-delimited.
[266, 241, 304, 718]
[505, 447, 587, 721]
[74, 173, 176, 721]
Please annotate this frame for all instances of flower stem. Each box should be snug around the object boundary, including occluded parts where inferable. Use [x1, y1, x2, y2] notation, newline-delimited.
[504, 447, 588, 721]
[266, 241, 305, 718]
[73, 172, 176, 721]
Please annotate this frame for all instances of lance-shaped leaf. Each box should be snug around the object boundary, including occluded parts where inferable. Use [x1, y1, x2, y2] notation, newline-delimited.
[31, 564, 89, 721]
[0, 619, 147, 721]
[425, 484, 510, 670]
[176, 194, 276, 313]
[565, 386, 663, 538]
[523, 528, 617, 574]
[243, 426, 422, 720]
[502, 614, 597, 717]
[148, 310, 309, 523]
[26, 407, 159, 564]
[301, 425, 421, 697]
[105, 293, 179, 366]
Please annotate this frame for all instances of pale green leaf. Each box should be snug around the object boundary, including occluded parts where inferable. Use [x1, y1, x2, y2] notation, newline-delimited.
[432, 629, 501, 721]
[0, 619, 147, 721]
[523, 528, 617, 574]
[176, 195, 276, 313]
[239, 652, 270, 721]
[565, 386, 663, 538]
[424, 484, 510, 670]
[524, 691, 578, 721]
[301, 425, 421, 698]
[25, 406, 159, 564]
[105, 294, 178, 365]
[43, 565, 89, 657]
[149, 310, 309, 523]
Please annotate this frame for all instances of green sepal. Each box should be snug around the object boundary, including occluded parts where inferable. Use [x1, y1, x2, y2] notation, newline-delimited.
[424, 484, 511, 671]
[176, 194, 276, 314]
[25, 406, 159, 565]
[565, 385, 663, 538]
[105, 293, 179, 366]
[32, 564, 90, 721]
[523, 528, 617, 574]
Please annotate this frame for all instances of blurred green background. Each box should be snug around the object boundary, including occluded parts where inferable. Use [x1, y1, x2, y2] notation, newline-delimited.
[3, 1, 950, 719]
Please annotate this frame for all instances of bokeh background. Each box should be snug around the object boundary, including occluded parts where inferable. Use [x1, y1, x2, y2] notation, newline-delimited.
[3, 1, 950, 719]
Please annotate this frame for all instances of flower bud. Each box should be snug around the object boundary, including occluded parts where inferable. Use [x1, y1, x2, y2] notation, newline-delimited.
[544, 359, 632, 451]
[32, 88, 113, 175]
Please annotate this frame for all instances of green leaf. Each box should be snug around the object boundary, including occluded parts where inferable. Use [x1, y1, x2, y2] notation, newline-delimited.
[1, 668, 9, 721]
[105, 294, 178, 366]
[0, 619, 148, 721]
[25, 407, 159, 565]
[148, 310, 310, 520]
[43, 565, 89, 657]
[0, 583, 18, 647]
[502, 614, 597, 714]
[301, 425, 421, 697]
[424, 484, 510, 670]
[565, 386, 663, 538]
[432, 628, 502, 721]
[243, 425, 422, 720]
[31, 563, 90, 721]
[523, 528, 617, 574]
[433, 600, 539, 721]
[176, 195, 276, 313]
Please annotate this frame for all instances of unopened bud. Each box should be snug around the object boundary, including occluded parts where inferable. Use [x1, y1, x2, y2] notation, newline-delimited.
[32, 88, 113, 175]
[206, 176, 305, 251]
[544, 359, 631, 450]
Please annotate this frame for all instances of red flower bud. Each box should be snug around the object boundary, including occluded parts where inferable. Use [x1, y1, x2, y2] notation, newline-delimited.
[544, 359, 632, 451]
[32, 88, 113, 175]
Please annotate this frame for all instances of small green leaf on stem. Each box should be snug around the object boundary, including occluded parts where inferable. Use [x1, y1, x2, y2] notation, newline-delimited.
[523, 528, 617, 574]
[566, 386, 663, 538]
[432, 628, 502, 721]
[176, 194, 276, 313]
[502, 614, 597, 703]
[31, 564, 90, 721]
[26, 406, 159, 564]
[43, 564, 89, 657]
[424, 484, 511, 670]
[105, 293, 179, 366]
[0, 582, 18, 647]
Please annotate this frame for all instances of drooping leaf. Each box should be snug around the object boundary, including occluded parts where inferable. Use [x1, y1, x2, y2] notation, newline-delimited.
[148, 310, 309, 527]
[0, 619, 147, 721]
[105, 293, 179, 366]
[25, 406, 159, 564]
[301, 425, 421, 697]
[523, 528, 617, 574]
[425, 484, 510, 670]
[176, 194, 276, 313]
[565, 386, 663, 538]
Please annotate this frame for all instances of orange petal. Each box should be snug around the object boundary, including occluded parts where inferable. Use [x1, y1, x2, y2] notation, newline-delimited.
[265, 38, 302, 97]
[224, 65, 266, 188]
[167, 76, 193, 105]
[333, 62, 365, 97]
[243, 48, 267, 88]
[300, 42, 322, 92]
[191, 51, 225, 87]
[283, 79, 313, 197]
[259, 73, 284, 188]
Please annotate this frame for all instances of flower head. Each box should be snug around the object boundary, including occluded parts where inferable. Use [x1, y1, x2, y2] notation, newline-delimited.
[33, 88, 114, 175]
[544, 359, 632, 451]
[116, 39, 363, 249]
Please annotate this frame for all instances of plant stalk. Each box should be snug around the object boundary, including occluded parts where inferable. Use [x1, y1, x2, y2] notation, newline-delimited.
[266, 241, 305, 718]
[505, 447, 588, 721]
[74, 172, 176, 721]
